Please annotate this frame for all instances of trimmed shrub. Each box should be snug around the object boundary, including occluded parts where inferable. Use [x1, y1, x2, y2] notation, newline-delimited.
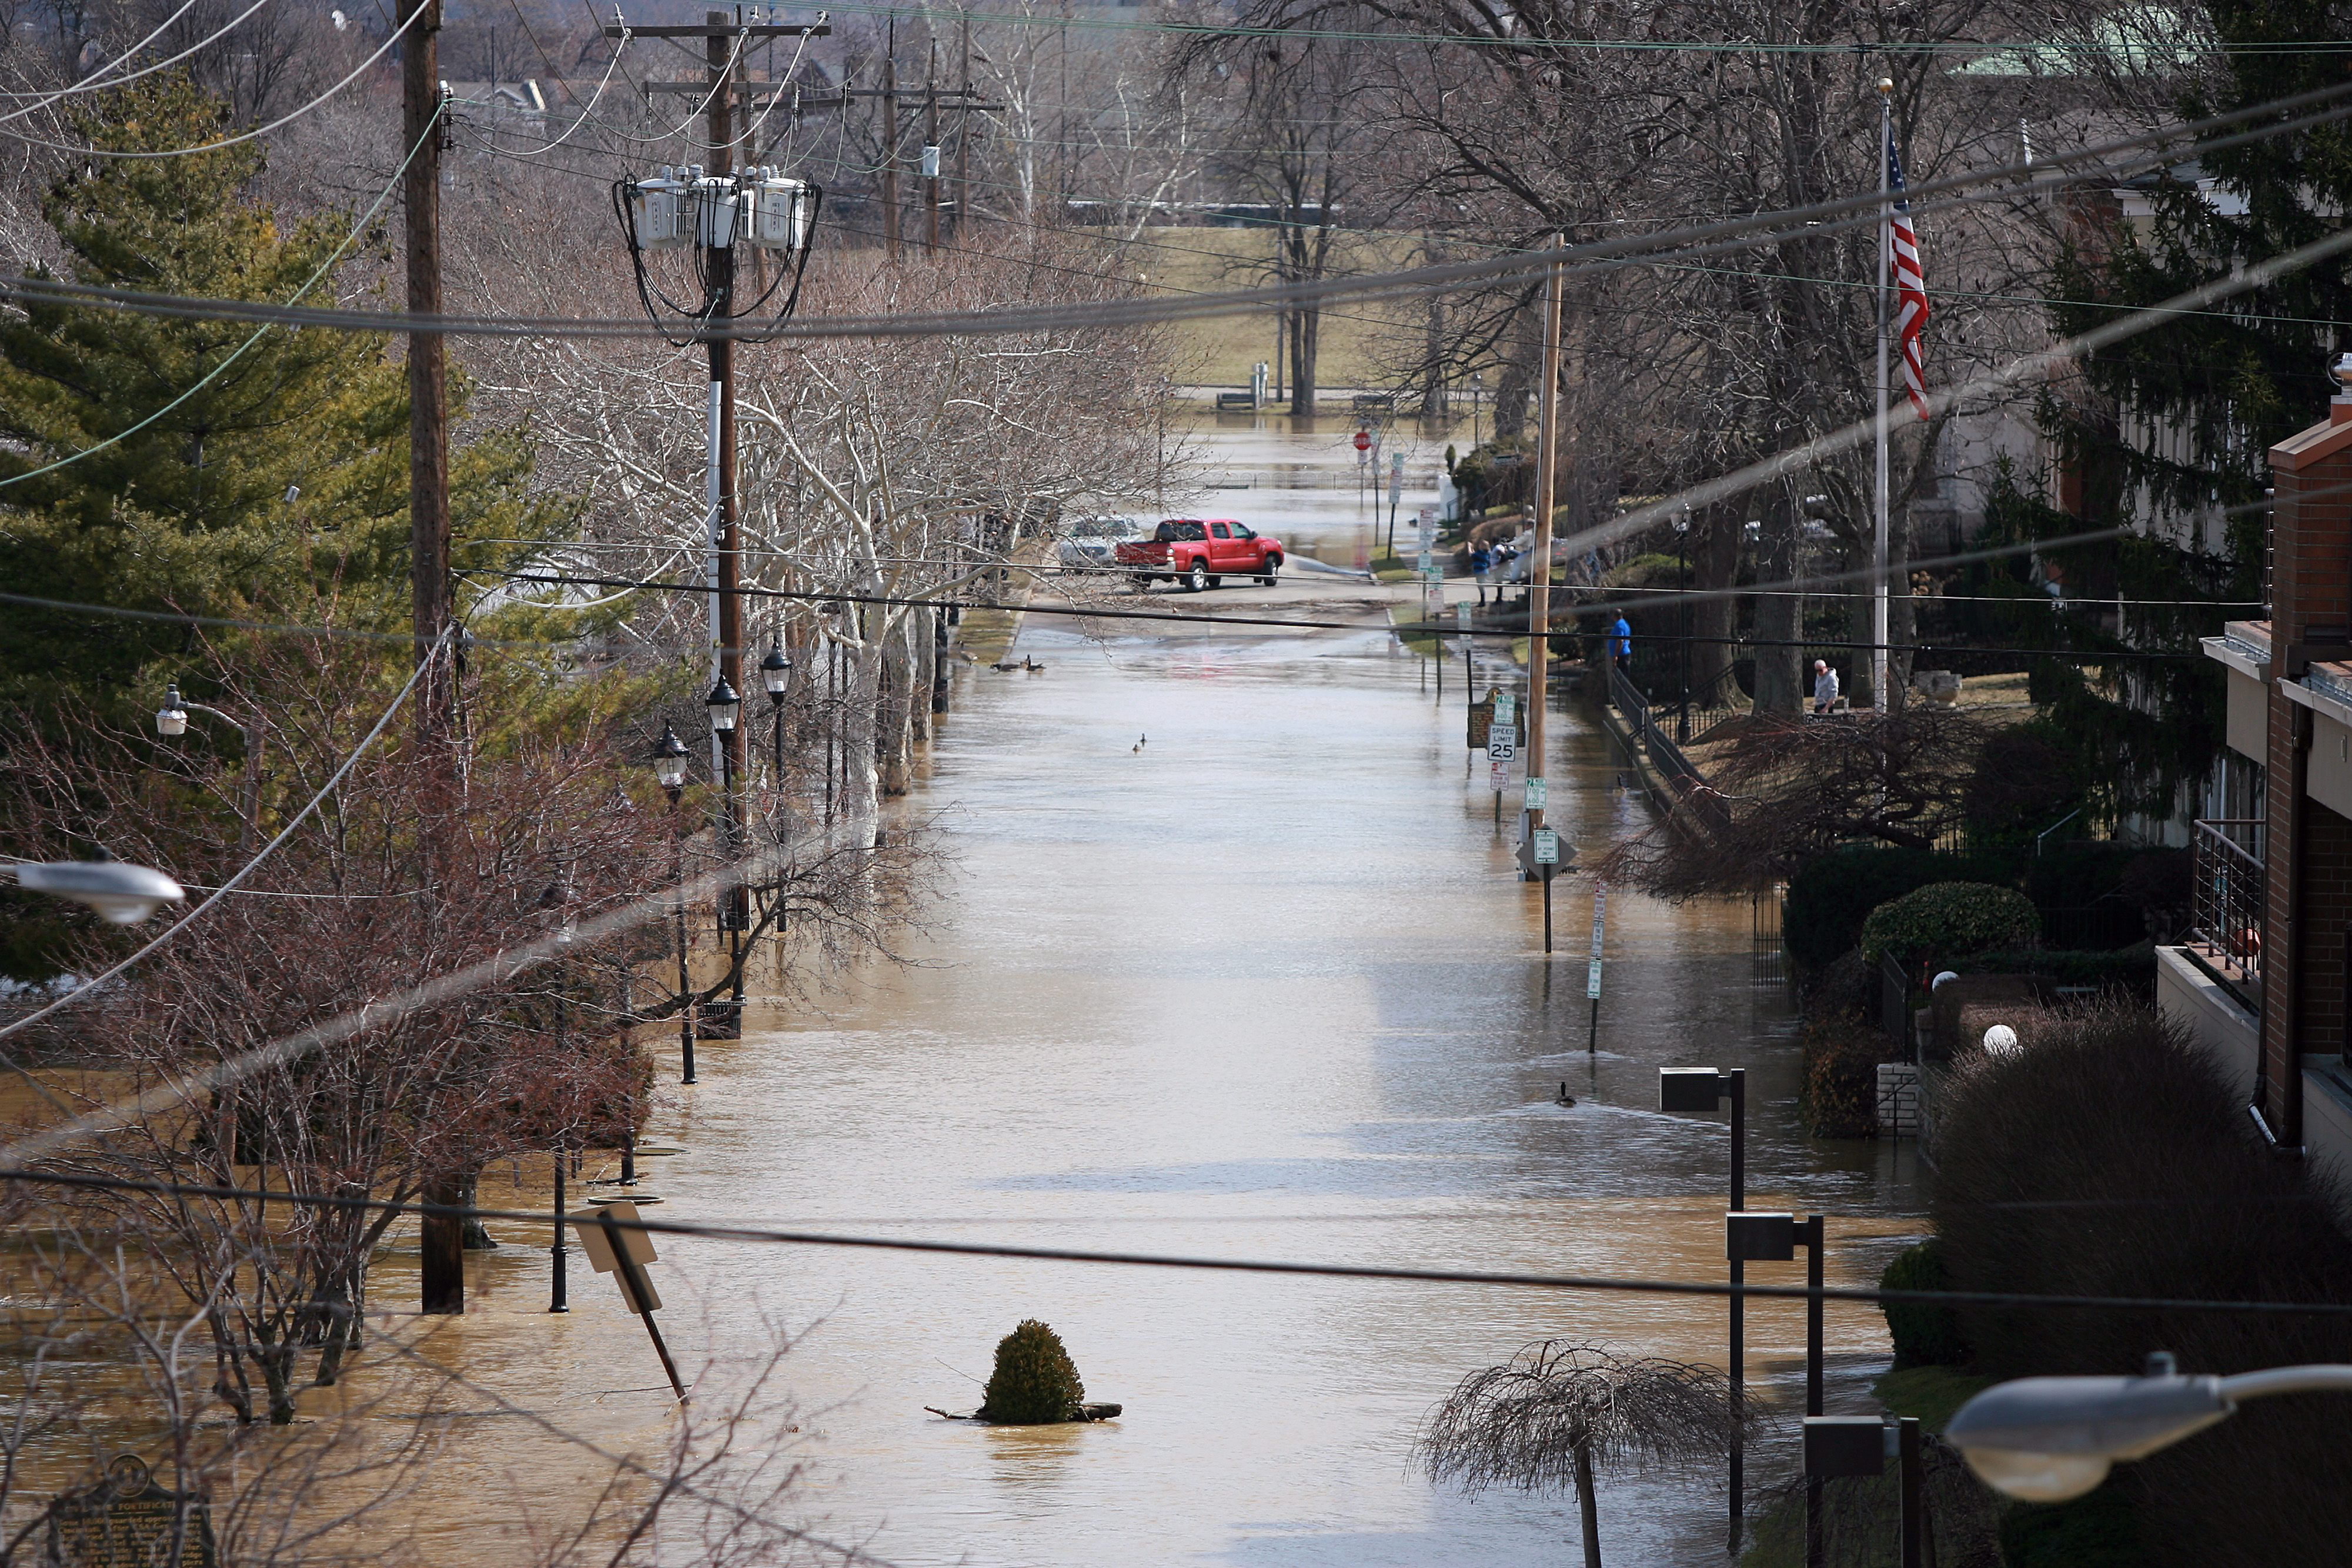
[1879, 1239, 1967, 1368]
[1930, 1004, 2352, 1567]
[1784, 848, 2004, 973]
[1961, 722, 2080, 853]
[977, 1319, 1087, 1425]
[1799, 947, 1873, 1019]
[1860, 881, 2038, 967]
[1799, 1012, 1892, 1138]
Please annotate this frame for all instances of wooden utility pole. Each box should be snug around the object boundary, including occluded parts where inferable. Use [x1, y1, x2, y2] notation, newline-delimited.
[924, 42, 941, 252]
[1524, 238, 1565, 861]
[704, 12, 751, 991]
[402, 0, 465, 1319]
[955, 18, 971, 238]
[881, 23, 899, 260]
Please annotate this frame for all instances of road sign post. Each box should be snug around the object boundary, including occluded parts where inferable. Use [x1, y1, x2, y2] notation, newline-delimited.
[1586, 882, 1608, 1049]
[570, 1201, 687, 1400]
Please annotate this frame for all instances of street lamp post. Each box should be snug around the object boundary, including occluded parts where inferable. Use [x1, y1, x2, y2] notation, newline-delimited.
[705, 679, 744, 1034]
[760, 640, 793, 824]
[1660, 1066, 1748, 1550]
[156, 684, 267, 856]
[1947, 1355, 2352, 1503]
[1804, 1415, 1925, 1567]
[1727, 1209, 1830, 1566]
[652, 724, 695, 1085]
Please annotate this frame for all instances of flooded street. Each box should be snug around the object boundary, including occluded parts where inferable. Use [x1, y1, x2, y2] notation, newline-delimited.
[420, 420, 1929, 1566]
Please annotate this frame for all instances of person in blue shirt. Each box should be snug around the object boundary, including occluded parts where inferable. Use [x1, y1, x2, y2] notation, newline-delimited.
[1610, 614, 1632, 673]
[1470, 541, 1493, 604]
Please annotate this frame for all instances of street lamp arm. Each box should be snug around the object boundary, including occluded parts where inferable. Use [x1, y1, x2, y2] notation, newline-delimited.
[2217, 1365, 2352, 1402]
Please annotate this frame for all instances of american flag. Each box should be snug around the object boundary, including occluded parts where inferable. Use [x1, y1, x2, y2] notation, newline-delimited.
[1887, 134, 1930, 420]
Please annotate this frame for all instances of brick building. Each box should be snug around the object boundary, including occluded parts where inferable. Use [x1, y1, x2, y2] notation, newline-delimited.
[2161, 364, 2352, 1176]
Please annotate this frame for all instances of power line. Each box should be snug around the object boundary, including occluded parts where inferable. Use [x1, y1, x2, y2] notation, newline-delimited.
[14, 80, 2350, 340]
[0, 626, 450, 1051]
[0, 0, 426, 159]
[12, 1166, 2352, 1320]
[0, 0, 276, 122]
[0, 95, 444, 492]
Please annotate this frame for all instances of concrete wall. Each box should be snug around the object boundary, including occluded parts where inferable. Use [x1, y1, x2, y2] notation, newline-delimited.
[2156, 945, 2260, 1104]
[2227, 668, 2265, 761]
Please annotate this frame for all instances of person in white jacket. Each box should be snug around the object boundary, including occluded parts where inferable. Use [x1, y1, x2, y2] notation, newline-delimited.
[1812, 659, 1840, 716]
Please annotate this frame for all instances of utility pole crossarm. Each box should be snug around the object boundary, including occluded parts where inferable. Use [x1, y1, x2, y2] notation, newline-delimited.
[604, 23, 829, 36]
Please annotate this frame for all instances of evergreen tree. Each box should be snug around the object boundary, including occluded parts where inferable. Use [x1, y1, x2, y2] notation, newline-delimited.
[0, 74, 550, 712]
[2005, 5, 2352, 814]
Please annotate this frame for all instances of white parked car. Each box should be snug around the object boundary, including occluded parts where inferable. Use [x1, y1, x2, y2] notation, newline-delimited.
[1057, 516, 1139, 572]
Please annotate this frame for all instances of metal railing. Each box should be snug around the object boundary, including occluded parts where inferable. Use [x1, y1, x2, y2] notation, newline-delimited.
[1611, 663, 1733, 835]
[2190, 817, 2265, 997]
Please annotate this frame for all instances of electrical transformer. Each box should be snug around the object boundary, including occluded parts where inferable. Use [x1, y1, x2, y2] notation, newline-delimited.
[690, 172, 739, 249]
[741, 168, 813, 252]
[628, 166, 693, 250]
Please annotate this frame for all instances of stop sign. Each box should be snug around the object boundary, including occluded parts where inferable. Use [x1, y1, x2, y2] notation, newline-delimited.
[1353, 429, 1372, 452]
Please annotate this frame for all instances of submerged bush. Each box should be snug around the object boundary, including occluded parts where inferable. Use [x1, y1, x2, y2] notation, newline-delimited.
[1861, 881, 2038, 967]
[1785, 847, 1999, 972]
[1800, 1012, 1893, 1138]
[1879, 1239, 1967, 1368]
[977, 1319, 1086, 1424]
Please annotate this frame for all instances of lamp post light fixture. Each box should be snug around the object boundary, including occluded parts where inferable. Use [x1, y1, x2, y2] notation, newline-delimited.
[704, 677, 741, 736]
[1729, 1209, 1832, 1567]
[760, 641, 793, 821]
[649, 723, 696, 1085]
[703, 678, 747, 1028]
[1804, 1415, 1926, 1567]
[11, 860, 185, 924]
[1659, 1066, 1749, 1551]
[1945, 1355, 2352, 1504]
[652, 723, 690, 804]
[156, 682, 268, 855]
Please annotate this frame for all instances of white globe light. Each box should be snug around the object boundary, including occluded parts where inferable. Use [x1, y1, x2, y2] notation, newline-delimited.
[1983, 1024, 2020, 1055]
[1932, 970, 1959, 991]
[1959, 1446, 2112, 1503]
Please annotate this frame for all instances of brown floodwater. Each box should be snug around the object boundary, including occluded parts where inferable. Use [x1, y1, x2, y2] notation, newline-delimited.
[7, 418, 1926, 1563]
[384, 579, 1928, 1565]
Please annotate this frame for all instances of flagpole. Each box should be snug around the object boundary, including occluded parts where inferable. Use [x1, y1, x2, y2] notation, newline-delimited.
[1873, 76, 1894, 715]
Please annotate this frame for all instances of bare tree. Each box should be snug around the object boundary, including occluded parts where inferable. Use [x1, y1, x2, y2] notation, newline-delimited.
[1418, 1340, 1750, 1568]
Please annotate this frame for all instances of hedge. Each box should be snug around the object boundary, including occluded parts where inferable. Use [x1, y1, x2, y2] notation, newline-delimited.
[1784, 848, 2005, 973]
[1860, 881, 2039, 967]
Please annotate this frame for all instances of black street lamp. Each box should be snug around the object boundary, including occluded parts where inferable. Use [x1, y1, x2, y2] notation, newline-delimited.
[1729, 1209, 1831, 1566]
[652, 723, 689, 804]
[760, 640, 793, 831]
[650, 723, 695, 1084]
[704, 678, 746, 1032]
[1660, 1066, 1749, 1551]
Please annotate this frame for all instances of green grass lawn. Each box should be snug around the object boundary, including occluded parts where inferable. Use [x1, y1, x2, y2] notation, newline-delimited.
[1112, 226, 1435, 391]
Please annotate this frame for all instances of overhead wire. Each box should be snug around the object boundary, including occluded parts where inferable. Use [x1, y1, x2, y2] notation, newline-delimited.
[0, 0, 272, 122]
[11, 1166, 2352, 1322]
[0, 0, 429, 159]
[15, 78, 2352, 340]
[0, 626, 452, 1052]
[0, 96, 444, 493]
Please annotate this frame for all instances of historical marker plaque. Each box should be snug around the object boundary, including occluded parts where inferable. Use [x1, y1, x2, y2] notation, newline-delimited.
[47, 1455, 217, 1568]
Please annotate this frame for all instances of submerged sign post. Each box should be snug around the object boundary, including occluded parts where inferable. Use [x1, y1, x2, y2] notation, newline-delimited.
[1485, 692, 1517, 825]
[1586, 883, 1608, 1051]
[570, 1201, 687, 1400]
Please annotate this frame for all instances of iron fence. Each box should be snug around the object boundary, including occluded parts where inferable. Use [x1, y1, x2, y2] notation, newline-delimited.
[2190, 817, 2264, 999]
[1752, 883, 1790, 988]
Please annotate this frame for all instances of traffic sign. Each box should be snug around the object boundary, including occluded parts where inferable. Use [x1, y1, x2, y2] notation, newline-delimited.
[1525, 776, 1547, 810]
[1353, 429, 1371, 453]
[1534, 828, 1559, 864]
[1489, 758, 1511, 790]
[1495, 692, 1516, 723]
[1455, 601, 1472, 631]
[1487, 726, 1516, 762]
[1587, 959, 1604, 999]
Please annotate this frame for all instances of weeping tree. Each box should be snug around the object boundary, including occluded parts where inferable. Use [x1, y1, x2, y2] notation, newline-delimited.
[1417, 1341, 1748, 1568]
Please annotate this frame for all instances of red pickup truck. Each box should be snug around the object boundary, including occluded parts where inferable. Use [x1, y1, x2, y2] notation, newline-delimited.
[1115, 519, 1285, 590]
